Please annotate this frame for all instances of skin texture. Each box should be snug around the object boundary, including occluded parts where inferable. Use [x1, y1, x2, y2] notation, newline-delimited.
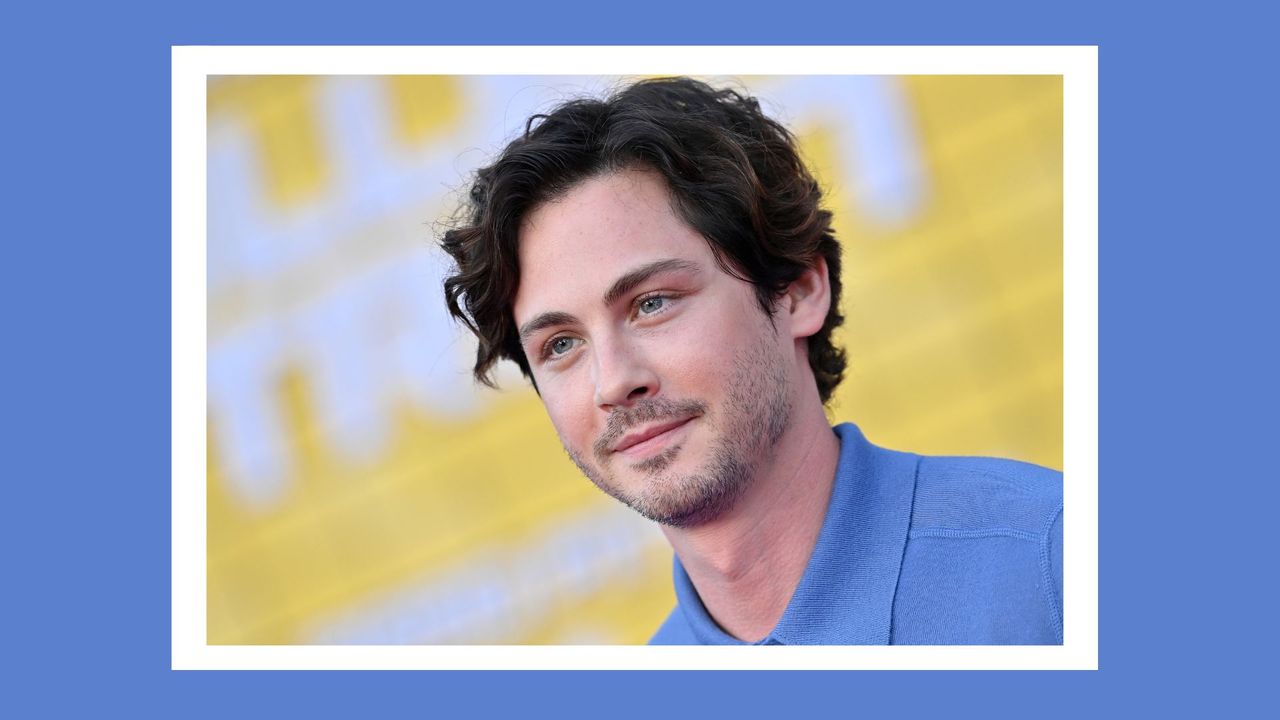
[513, 168, 841, 642]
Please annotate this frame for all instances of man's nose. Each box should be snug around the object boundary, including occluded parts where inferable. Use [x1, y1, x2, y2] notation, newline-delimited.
[592, 334, 659, 409]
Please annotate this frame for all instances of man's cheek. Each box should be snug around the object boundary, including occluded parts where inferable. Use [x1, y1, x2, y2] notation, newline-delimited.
[548, 402, 592, 453]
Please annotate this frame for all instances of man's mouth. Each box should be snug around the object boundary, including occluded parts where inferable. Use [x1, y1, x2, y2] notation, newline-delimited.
[610, 416, 697, 457]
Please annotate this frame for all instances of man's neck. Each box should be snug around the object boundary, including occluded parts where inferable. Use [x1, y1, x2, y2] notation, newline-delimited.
[660, 399, 841, 643]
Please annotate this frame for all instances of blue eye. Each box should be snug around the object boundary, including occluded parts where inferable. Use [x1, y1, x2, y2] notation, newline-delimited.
[548, 336, 577, 356]
[638, 296, 666, 315]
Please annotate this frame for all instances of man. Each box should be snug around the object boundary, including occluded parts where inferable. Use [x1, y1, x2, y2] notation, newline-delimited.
[440, 77, 1062, 645]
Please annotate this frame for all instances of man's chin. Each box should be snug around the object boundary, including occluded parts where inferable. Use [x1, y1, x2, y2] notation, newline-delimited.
[627, 490, 733, 529]
[619, 469, 752, 529]
[571, 443, 750, 528]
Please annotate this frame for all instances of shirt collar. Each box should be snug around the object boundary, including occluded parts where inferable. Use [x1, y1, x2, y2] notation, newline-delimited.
[671, 422, 919, 645]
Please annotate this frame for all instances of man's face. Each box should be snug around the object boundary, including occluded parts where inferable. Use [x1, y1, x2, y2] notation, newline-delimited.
[512, 168, 797, 527]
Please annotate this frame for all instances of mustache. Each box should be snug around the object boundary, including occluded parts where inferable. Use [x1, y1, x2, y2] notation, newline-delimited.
[593, 397, 707, 460]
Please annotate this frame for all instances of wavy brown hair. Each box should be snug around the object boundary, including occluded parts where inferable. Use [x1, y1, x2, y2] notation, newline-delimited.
[440, 77, 847, 403]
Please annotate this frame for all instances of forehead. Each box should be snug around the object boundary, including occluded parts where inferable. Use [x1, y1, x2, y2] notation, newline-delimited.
[513, 168, 714, 320]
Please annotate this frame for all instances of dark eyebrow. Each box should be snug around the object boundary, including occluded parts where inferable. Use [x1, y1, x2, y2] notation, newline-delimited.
[602, 258, 700, 307]
[518, 310, 579, 349]
[518, 259, 701, 350]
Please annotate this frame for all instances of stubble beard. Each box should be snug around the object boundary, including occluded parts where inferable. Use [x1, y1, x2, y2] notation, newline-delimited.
[565, 347, 793, 528]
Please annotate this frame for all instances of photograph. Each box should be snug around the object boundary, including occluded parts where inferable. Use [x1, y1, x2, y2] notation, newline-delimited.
[203, 70, 1065, 649]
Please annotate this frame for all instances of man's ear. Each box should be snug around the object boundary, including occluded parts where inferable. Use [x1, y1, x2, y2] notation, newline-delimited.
[784, 257, 832, 340]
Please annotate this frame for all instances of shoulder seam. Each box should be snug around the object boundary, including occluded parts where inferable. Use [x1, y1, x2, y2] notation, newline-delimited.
[887, 453, 921, 646]
[1038, 500, 1064, 643]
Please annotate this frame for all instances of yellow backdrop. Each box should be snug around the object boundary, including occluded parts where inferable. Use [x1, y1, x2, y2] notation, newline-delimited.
[206, 75, 1062, 644]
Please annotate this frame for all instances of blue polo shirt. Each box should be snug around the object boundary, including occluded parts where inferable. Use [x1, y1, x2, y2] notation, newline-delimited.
[649, 423, 1063, 645]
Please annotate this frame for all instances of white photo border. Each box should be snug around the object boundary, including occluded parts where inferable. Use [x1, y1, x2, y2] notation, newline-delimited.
[173, 45, 1098, 670]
